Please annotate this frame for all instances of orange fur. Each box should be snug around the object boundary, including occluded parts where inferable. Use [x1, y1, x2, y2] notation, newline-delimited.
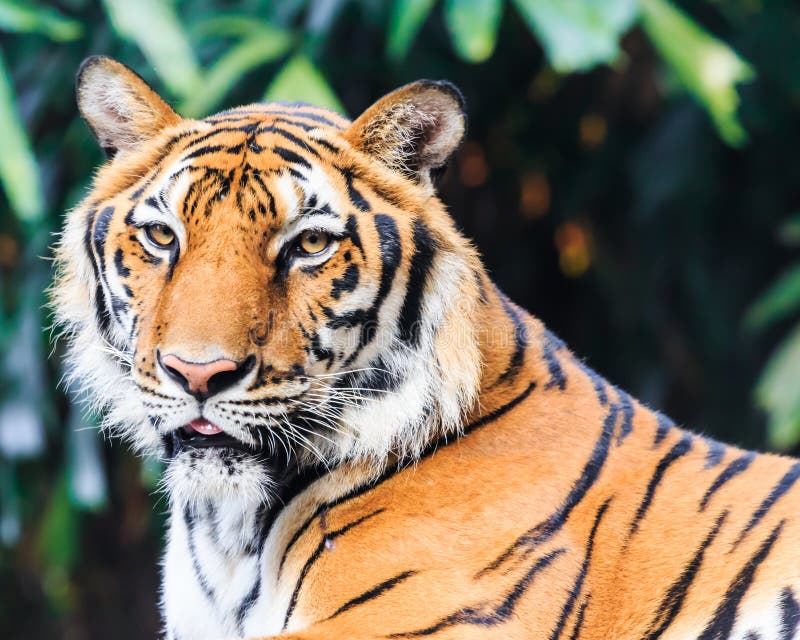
[53, 58, 800, 640]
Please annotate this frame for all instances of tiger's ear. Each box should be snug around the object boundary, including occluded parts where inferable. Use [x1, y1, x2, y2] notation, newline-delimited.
[76, 56, 181, 158]
[346, 80, 466, 188]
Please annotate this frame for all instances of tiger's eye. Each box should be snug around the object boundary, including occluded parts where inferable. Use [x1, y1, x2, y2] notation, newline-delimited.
[145, 224, 176, 248]
[299, 230, 331, 255]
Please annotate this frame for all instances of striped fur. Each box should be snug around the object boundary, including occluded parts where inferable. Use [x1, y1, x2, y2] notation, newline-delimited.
[52, 58, 800, 640]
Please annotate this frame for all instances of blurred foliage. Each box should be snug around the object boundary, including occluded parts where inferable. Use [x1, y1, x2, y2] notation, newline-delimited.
[0, 0, 798, 638]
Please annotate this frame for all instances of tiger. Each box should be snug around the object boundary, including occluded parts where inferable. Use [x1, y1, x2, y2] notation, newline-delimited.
[52, 55, 800, 640]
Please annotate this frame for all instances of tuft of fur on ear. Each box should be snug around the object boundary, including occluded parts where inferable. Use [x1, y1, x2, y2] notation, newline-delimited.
[76, 55, 180, 157]
[346, 80, 466, 187]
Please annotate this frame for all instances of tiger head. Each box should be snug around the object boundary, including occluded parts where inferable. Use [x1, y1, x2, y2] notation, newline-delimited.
[53, 57, 484, 509]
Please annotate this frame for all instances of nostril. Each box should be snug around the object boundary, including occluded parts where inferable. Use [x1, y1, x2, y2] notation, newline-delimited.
[158, 352, 193, 394]
[206, 355, 256, 397]
[157, 351, 255, 400]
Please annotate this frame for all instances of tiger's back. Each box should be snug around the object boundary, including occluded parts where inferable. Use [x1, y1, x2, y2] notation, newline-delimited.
[267, 313, 800, 640]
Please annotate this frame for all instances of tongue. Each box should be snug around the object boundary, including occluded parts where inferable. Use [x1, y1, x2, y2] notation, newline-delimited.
[188, 418, 223, 436]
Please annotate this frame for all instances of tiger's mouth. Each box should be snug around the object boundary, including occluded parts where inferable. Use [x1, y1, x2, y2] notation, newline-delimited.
[167, 418, 260, 456]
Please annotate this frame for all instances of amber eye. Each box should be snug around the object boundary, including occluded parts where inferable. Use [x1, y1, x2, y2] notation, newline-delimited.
[298, 229, 331, 255]
[145, 224, 176, 248]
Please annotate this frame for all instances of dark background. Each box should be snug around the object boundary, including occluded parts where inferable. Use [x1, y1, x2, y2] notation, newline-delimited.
[1, 1, 799, 638]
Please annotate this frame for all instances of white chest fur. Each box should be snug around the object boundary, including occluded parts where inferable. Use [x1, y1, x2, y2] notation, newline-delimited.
[162, 500, 283, 640]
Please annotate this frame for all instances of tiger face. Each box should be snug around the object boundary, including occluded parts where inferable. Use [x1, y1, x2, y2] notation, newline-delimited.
[54, 57, 482, 509]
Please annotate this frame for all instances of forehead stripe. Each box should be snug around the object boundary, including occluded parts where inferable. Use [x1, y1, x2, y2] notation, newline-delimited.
[273, 146, 311, 169]
[260, 126, 321, 158]
[261, 108, 342, 128]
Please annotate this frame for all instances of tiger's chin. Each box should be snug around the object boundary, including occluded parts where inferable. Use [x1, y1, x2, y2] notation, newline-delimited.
[160, 420, 280, 512]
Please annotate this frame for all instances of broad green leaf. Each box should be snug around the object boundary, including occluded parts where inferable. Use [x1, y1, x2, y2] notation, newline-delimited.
[745, 262, 800, 331]
[101, 0, 202, 99]
[512, 0, 639, 72]
[0, 48, 44, 223]
[756, 322, 800, 449]
[181, 33, 293, 117]
[264, 54, 345, 115]
[444, 0, 503, 63]
[191, 14, 291, 42]
[0, 0, 82, 41]
[386, 0, 437, 62]
[640, 0, 754, 147]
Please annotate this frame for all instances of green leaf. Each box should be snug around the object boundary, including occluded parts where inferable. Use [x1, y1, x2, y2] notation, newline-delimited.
[191, 14, 291, 42]
[756, 322, 800, 449]
[511, 0, 639, 72]
[746, 262, 800, 331]
[386, 0, 437, 62]
[0, 0, 82, 41]
[101, 0, 202, 99]
[264, 53, 345, 115]
[181, 33, 293, 118]
[778, 214, 800, 246]
[640, 0, 755, 147]
[444, 0, 503, 63]
[0, 48, 44, 223]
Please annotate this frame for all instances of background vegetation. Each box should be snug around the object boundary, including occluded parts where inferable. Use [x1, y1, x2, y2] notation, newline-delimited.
[0, 0, 798, 637]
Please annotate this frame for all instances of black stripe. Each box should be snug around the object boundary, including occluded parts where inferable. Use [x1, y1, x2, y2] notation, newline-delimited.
[331, 264, 360, 300]
[388, 548, 565, 638]
[642, 511, 728, 640]
[548, 498, 612, 640]
[325, 570, 417, 621]
[615, 389, 635, 445]
[543, 330, 567, 391]
[575, 361, 608, 405]
[698, 520, 784, 640]
[311, 137, 341, 154]
[569, 594, 591, 640]
[397, 218, 437, 346]
[495, 290, 528, 385]
[345, 214, 364, 256]
[282, 509, 385, 630]
[83, 209, 112, 339]
[273, 145, 311, 169]
[183, 144, 226, 161]
[340, 214, 401, 364]
[654, 413, 674, 447]
[734, 461, 800, 548]
[700, 452, 756, 511]
[262, 107, 342, 127]
[114, 247, 130, 278]
[261, 125, 321, 158]
[277, 381, 537, 579]
[479, 401, 617, 577]
[704, 438, 727, 469]
[92, 206, 115, 271]
[628, 433, 693, 539]
[90, 206, 121, 329]
[342, 167, 370, 211]
[182, 123, 258, 149]
[183, 507, 216, 604]
[780, 587, 800, 639]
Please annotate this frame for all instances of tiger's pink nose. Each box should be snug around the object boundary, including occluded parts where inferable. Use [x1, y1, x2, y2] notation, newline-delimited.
[158, 353, 255, 400]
